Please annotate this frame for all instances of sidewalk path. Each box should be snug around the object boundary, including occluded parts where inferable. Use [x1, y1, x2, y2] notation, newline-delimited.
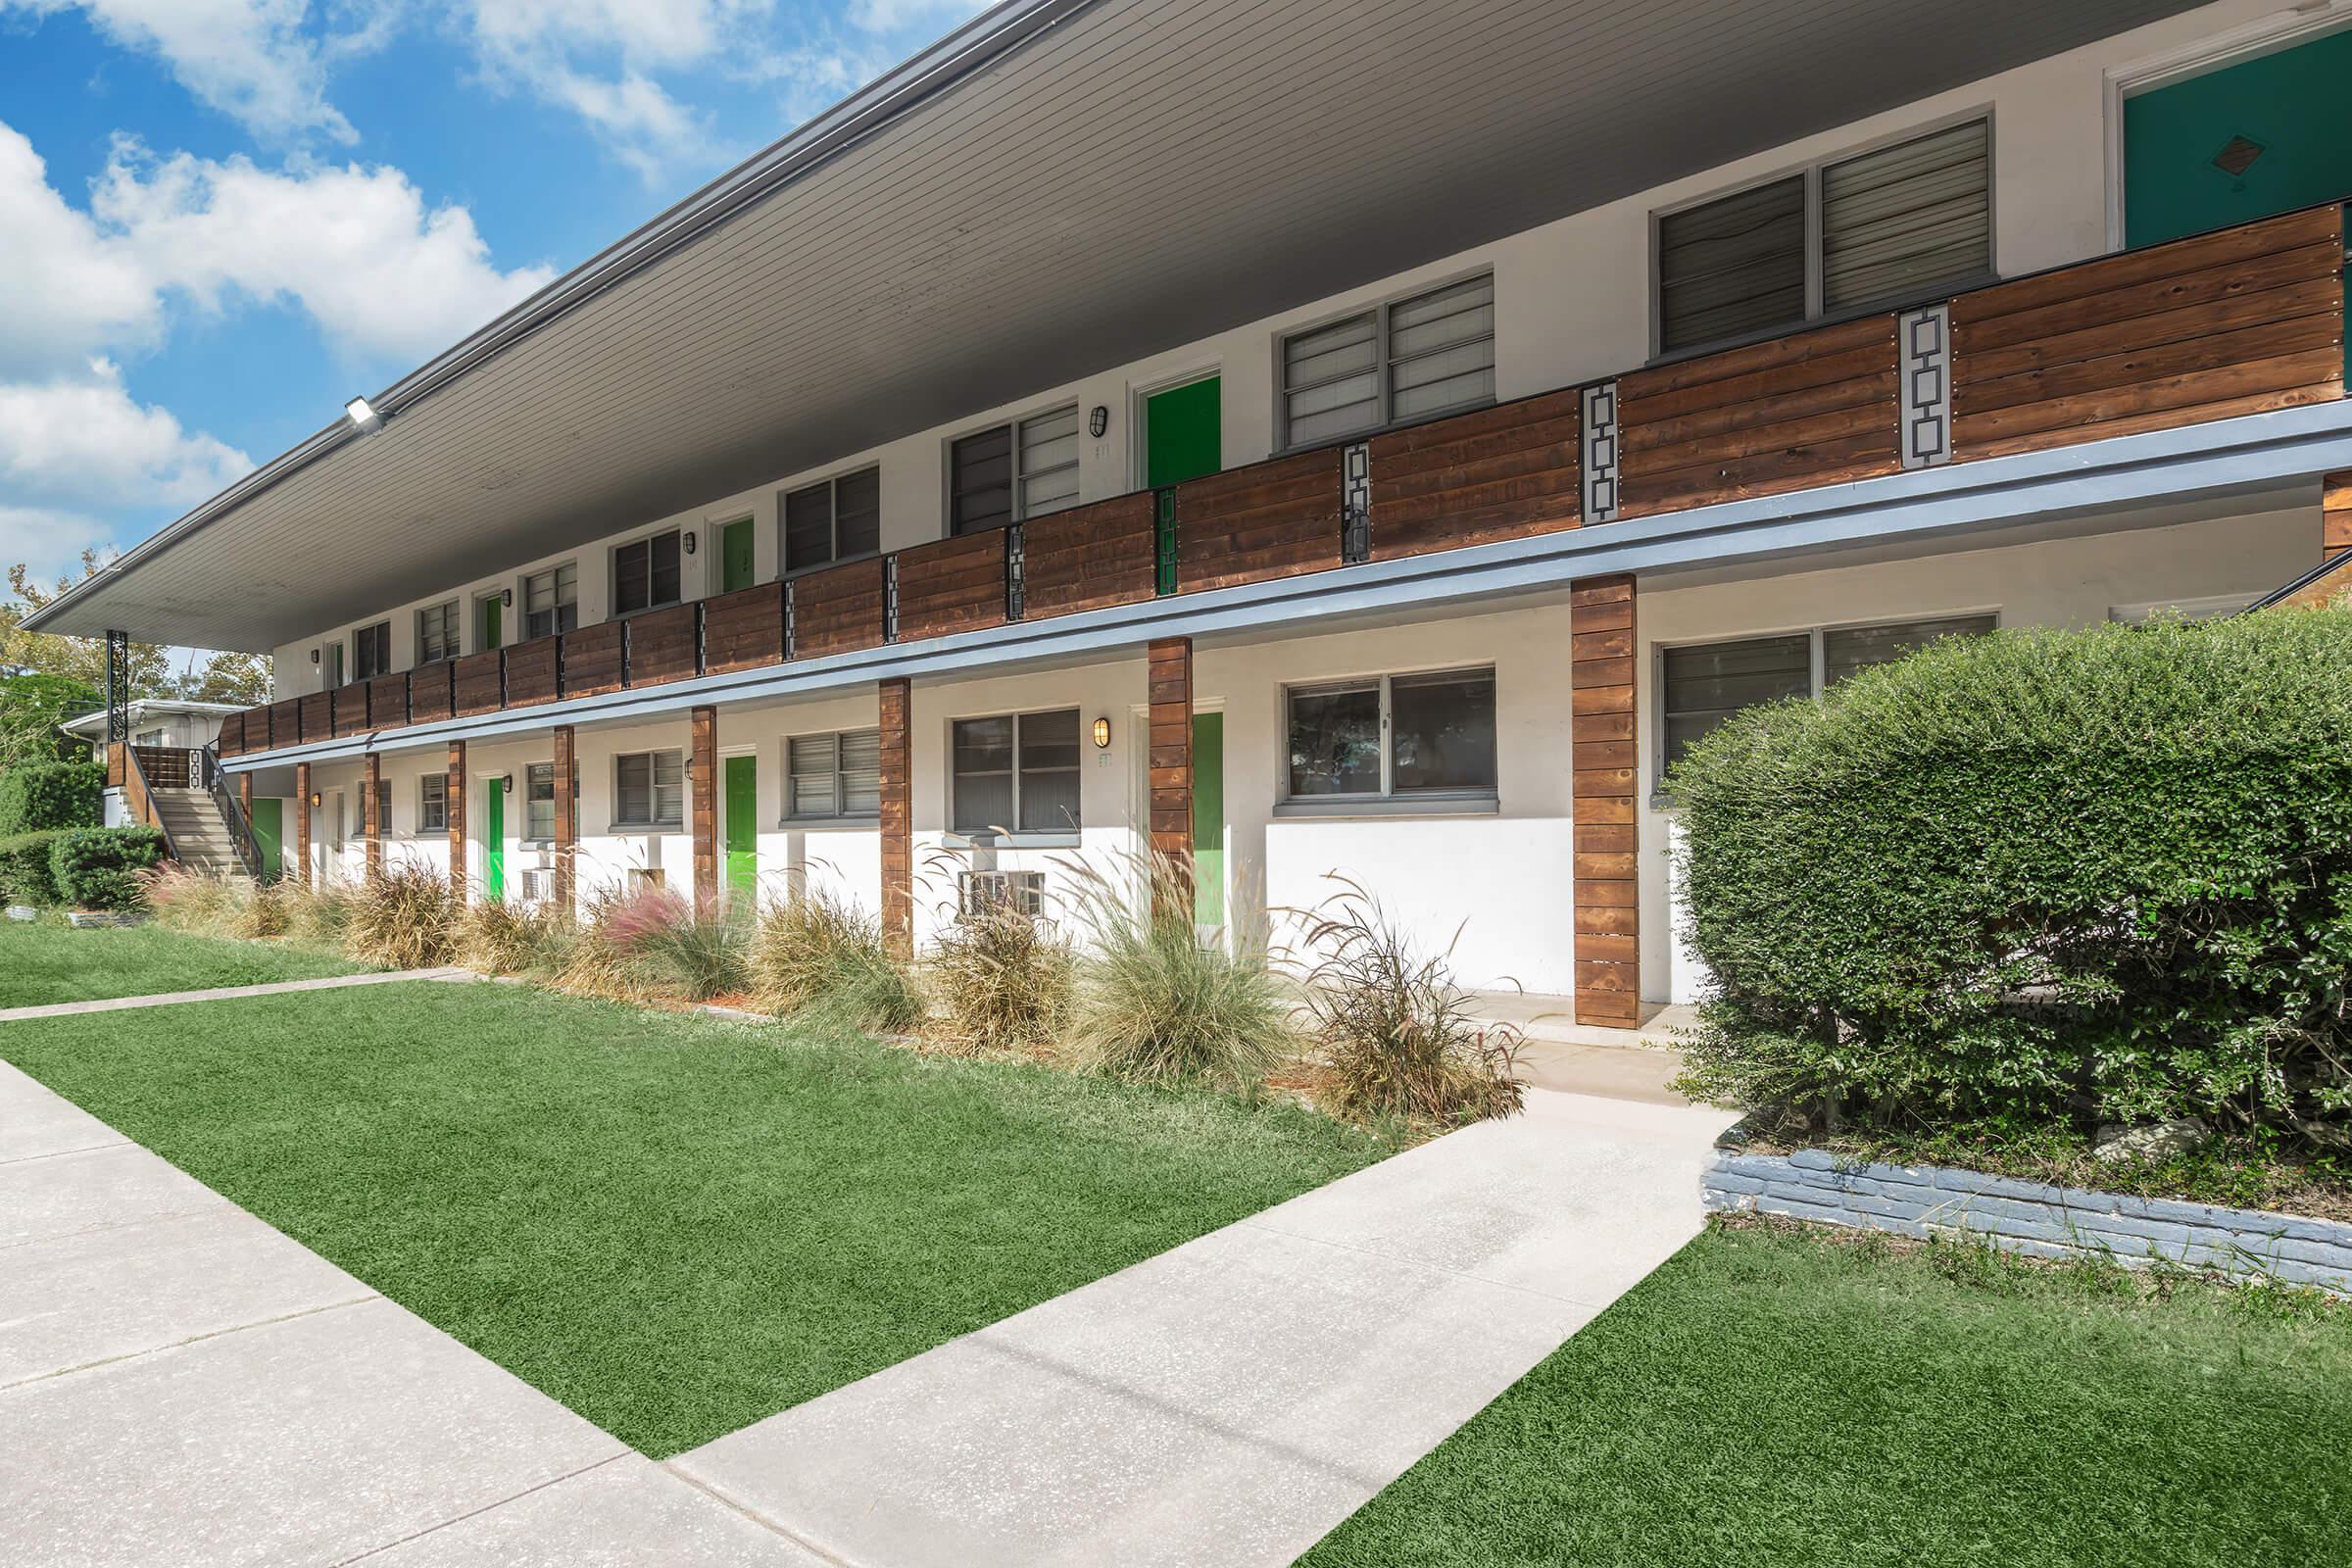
[0, 1058, 820, 1568]
[673, 1088, 1738, 1567]
[0, 968, 477, 1025]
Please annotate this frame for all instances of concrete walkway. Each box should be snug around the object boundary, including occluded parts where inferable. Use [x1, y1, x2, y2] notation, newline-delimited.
[0, 1058, 822, 1567]
[674, 1087, 1737, 1567]
[0, 967, 478, 1024]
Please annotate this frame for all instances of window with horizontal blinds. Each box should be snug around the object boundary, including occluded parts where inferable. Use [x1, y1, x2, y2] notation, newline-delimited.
[523, 564, 577, 638]
[951, 425, 1014, 535]
[1661, 635, 1811, 770]
[615, 751, 683, 827]
[951, 710, 1080, 836]
[1822, 120, 1990, 312]
[1823, 613, 1995, 685]
[785, 466, 882, 573]
[786, 729, 881, 819]
[1018, 408, 1080, 518]
[418, 774, 447, 833]
[524, 763, 556, 842]
[1279, 274, 1494, 447]
[1655, 117, 1989, 354]
[416, 601, 459, 664]
[1657, 175, 1806, 353]
[612, 531, 681, 615]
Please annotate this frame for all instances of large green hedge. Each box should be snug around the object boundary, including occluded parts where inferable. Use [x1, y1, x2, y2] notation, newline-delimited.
[0, 761, 104, 835]
[0, 674, 100, 771]
[0, 830, 65, 906]
[49, 826, 167, 911]
[1669, 609, 2352, 1148]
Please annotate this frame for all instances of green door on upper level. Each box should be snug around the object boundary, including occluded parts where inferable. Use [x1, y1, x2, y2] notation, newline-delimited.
[2125, 27, 2352, 248]
[721, 518, 756, 594]
[483, 782, 505, 903]
[1146, 376, 1221, 489]
[724, 754, 758, 902]
[478, 594, 502, 652]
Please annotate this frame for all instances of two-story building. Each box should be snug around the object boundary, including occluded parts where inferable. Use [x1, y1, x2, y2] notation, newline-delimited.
[31, 0, 2352, 1028]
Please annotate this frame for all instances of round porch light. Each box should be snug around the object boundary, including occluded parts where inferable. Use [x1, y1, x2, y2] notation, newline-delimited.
[1089, 405, 1109, 439]
[1091, 716, 1110, 749]
[309, 791, 321, 808]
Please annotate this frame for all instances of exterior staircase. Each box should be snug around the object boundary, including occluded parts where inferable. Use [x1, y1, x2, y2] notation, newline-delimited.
[148, 788, 252, 881]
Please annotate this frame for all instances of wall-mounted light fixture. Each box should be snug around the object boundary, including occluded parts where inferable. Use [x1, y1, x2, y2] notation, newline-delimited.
[344, 396, 382, 435]
[310, 648, 320, 665]
[1089, 405, 1109, 439]
[1091, 715, 1111, 750]
[309, 791, 321, 808]
[683, 530, 698, 555]
[502, 773, 514, 794]
[501, 587, 514, 608]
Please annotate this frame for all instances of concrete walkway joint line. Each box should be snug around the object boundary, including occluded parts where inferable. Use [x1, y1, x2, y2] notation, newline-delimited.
[0, 966, 477, 1023]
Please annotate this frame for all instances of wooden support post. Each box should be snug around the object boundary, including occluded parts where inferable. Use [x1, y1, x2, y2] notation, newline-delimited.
[294, 761, 313, 888]
[1147, 638, 1194, 918]
[2328, 471, 2352, 558]
[1570, 574, 1641, 1027]
[879, 678, 912, 956]
[362, 753, 382, 878]
[447, 741, 467, 900]
[690, 707, 718, 912]
[552, 725, 576, 917]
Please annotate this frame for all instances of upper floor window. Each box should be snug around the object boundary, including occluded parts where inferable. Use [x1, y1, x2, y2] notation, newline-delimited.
[1280, 273, 1494, 450]
[1660, 612, 1996, 773]
[416, 600, 459, 664]
[1655, 118, 1990, 356]
[1286, 667, 1496, 802]
[952, 709, 1079, 836]
[353, 621, 391, 681]
[418, 772, 448, 834]
[612, 530, 682, 616]
[614, 750, 684, 829]
[951, 407, 1080, 535]
[783, 466, 881, 574]
[524, 564, 577, 639]
[786, 728, 881, 820]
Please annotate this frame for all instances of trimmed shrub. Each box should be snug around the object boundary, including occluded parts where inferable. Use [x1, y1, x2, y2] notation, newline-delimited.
[50, 825, 166, 910]
[1670, 609, 2352, 1149]
[0, 761, 104, 835]
[0, 829, 64, 905]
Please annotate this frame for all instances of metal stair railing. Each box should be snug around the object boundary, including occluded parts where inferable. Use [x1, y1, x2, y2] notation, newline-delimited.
[200, 745, 267, 881]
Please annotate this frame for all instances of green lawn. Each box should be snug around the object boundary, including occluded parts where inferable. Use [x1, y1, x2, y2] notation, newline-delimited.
[1300, 1220, 2352, 1567]
[0, 920, 366, 1008]
[0, 976, 1390, 1456]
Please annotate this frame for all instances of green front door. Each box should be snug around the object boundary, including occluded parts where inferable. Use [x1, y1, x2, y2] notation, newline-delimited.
[1192, 711, 1224, 927]
[250, 797, 282, 882]
[724, 754, 758, 902]
[483, 782, 506, 902]
[2125, 28, 2352, 247]
[479, 595, 503, 652]
[1146, 377, 1221, 489]
[721, 518, 756, 594]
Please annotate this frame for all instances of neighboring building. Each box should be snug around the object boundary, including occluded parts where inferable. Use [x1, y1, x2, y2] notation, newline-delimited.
[28, 0, 2352, 1027]
[60, 701, 246, 763]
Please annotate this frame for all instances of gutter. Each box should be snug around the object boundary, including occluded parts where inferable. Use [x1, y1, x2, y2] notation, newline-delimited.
[21, 0, 1099, 636]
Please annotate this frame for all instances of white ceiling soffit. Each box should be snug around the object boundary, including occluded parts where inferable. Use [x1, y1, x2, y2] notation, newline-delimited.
[35, 0, 2205, 651]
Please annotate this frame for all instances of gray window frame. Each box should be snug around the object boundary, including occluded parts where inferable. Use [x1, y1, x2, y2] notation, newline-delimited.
[1276, 270, 1496, 453]
[612, 749, 684, 831]
[352, 620, 391, 681]
[1648, 110, 1995, 362]
[418, 772, 448, 834]
[781, 465, 883, 577]
[949, 708, 1081, 843]
[947, 404, 1082, 536]
[784, 728, 883, 823]
[1278, 666, 1499, 810]
[522, 761, 557, 845]
[521, 563, 578, 640]
[610, 529, 684, 619]
[416, 600, 460, 665]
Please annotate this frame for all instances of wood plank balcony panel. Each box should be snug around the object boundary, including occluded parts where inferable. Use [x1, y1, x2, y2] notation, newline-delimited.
[409, 662, 456, 724]
[1952, 206, 2344, 462]
[1617, 315, 1900, 519]
[452, 651, 505, 715]
[793, 558, 886, 659]
[367, 673, 410, 730]
[628, 604, 701, 687]
[503, 636, 560, 707]
[562, 622, 625, 697]
[1176, 447, 1343, 592]
[1021, 493, 1157, 619]
[269, 698, 302, 748]
[703, 582, 785, 674]
[331, 685, 371, 738]
[298, 692, 331, 742]
[1370, 388, 1582, 561]
[896, 533, 1006, 642]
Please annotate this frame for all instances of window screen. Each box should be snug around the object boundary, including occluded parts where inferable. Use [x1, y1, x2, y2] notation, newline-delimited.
[615, 751, 683, 826]
[1282, 313, 1381, 447]
[1390, 668, 1496, 793]
[1656, 174, 1807, 354]
[785, 466, 882, 573]
[787, 729, 881, 819]
[1823, 613, 1994, 686]
[525, 762, 556, 842]
[419, 774, 448, 833]
[1821, 120, 1990, 311]
[1388, 275, 1495, 423]
[1015, 708, 1080, 832]
[951, 426, 1014, 535]
[612, 531, 682, 615]
[1661, 635, 1811, 770]
[353, 621, 391, 681]
[524, 564, 577, 639]
[416, 601, 459, 664]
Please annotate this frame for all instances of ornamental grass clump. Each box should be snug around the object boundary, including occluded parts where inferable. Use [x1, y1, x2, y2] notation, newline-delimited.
[453, 897, 571, 977]
[592, 885, 752, 1002]
[924, 899, 1074, 1054]
[1669, 607, 2352, 1152]
[1061, 853, 1298, 1093]
[141, 862, 252, 936]
[1297, 877, 1525, 1128]
[279, 878, 355, 953]
[749, 883, 923, 1032]
[344, 861, 459, 969]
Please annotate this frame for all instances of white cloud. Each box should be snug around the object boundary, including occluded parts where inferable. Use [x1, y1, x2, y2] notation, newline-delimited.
[92, 137, 560, 360]
[3, 0, 357, 143]
[0, 504, 121, 582]
[845, 0, 981, 33]
[0, 124, 163, 378]
[0, 359, 252, 511]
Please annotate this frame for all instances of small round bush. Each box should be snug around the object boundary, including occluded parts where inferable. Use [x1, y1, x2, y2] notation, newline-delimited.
[49, 825, 167, 910]
[1670, 609, 2352, 1149]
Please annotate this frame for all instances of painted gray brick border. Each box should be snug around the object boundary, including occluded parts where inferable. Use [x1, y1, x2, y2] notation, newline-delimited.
[1705, 1147, 2352, 1294]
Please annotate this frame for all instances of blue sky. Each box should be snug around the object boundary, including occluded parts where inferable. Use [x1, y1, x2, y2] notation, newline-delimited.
[0, 0, 984, 592]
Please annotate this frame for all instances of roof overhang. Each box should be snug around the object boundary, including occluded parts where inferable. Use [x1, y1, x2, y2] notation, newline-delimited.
[29, 0, 2208, 652]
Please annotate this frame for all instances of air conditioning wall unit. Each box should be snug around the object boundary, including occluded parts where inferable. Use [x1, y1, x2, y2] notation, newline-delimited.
[518, 868, 552, 905]
[959, 869, 1044, 919]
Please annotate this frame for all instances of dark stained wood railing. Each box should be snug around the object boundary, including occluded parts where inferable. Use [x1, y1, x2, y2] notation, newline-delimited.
[216, 201, 2351, 756]
[131, 745, 190, 789]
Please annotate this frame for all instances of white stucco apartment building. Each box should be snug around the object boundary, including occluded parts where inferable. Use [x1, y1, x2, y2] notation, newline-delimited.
[33, 0, 2352, 1026]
